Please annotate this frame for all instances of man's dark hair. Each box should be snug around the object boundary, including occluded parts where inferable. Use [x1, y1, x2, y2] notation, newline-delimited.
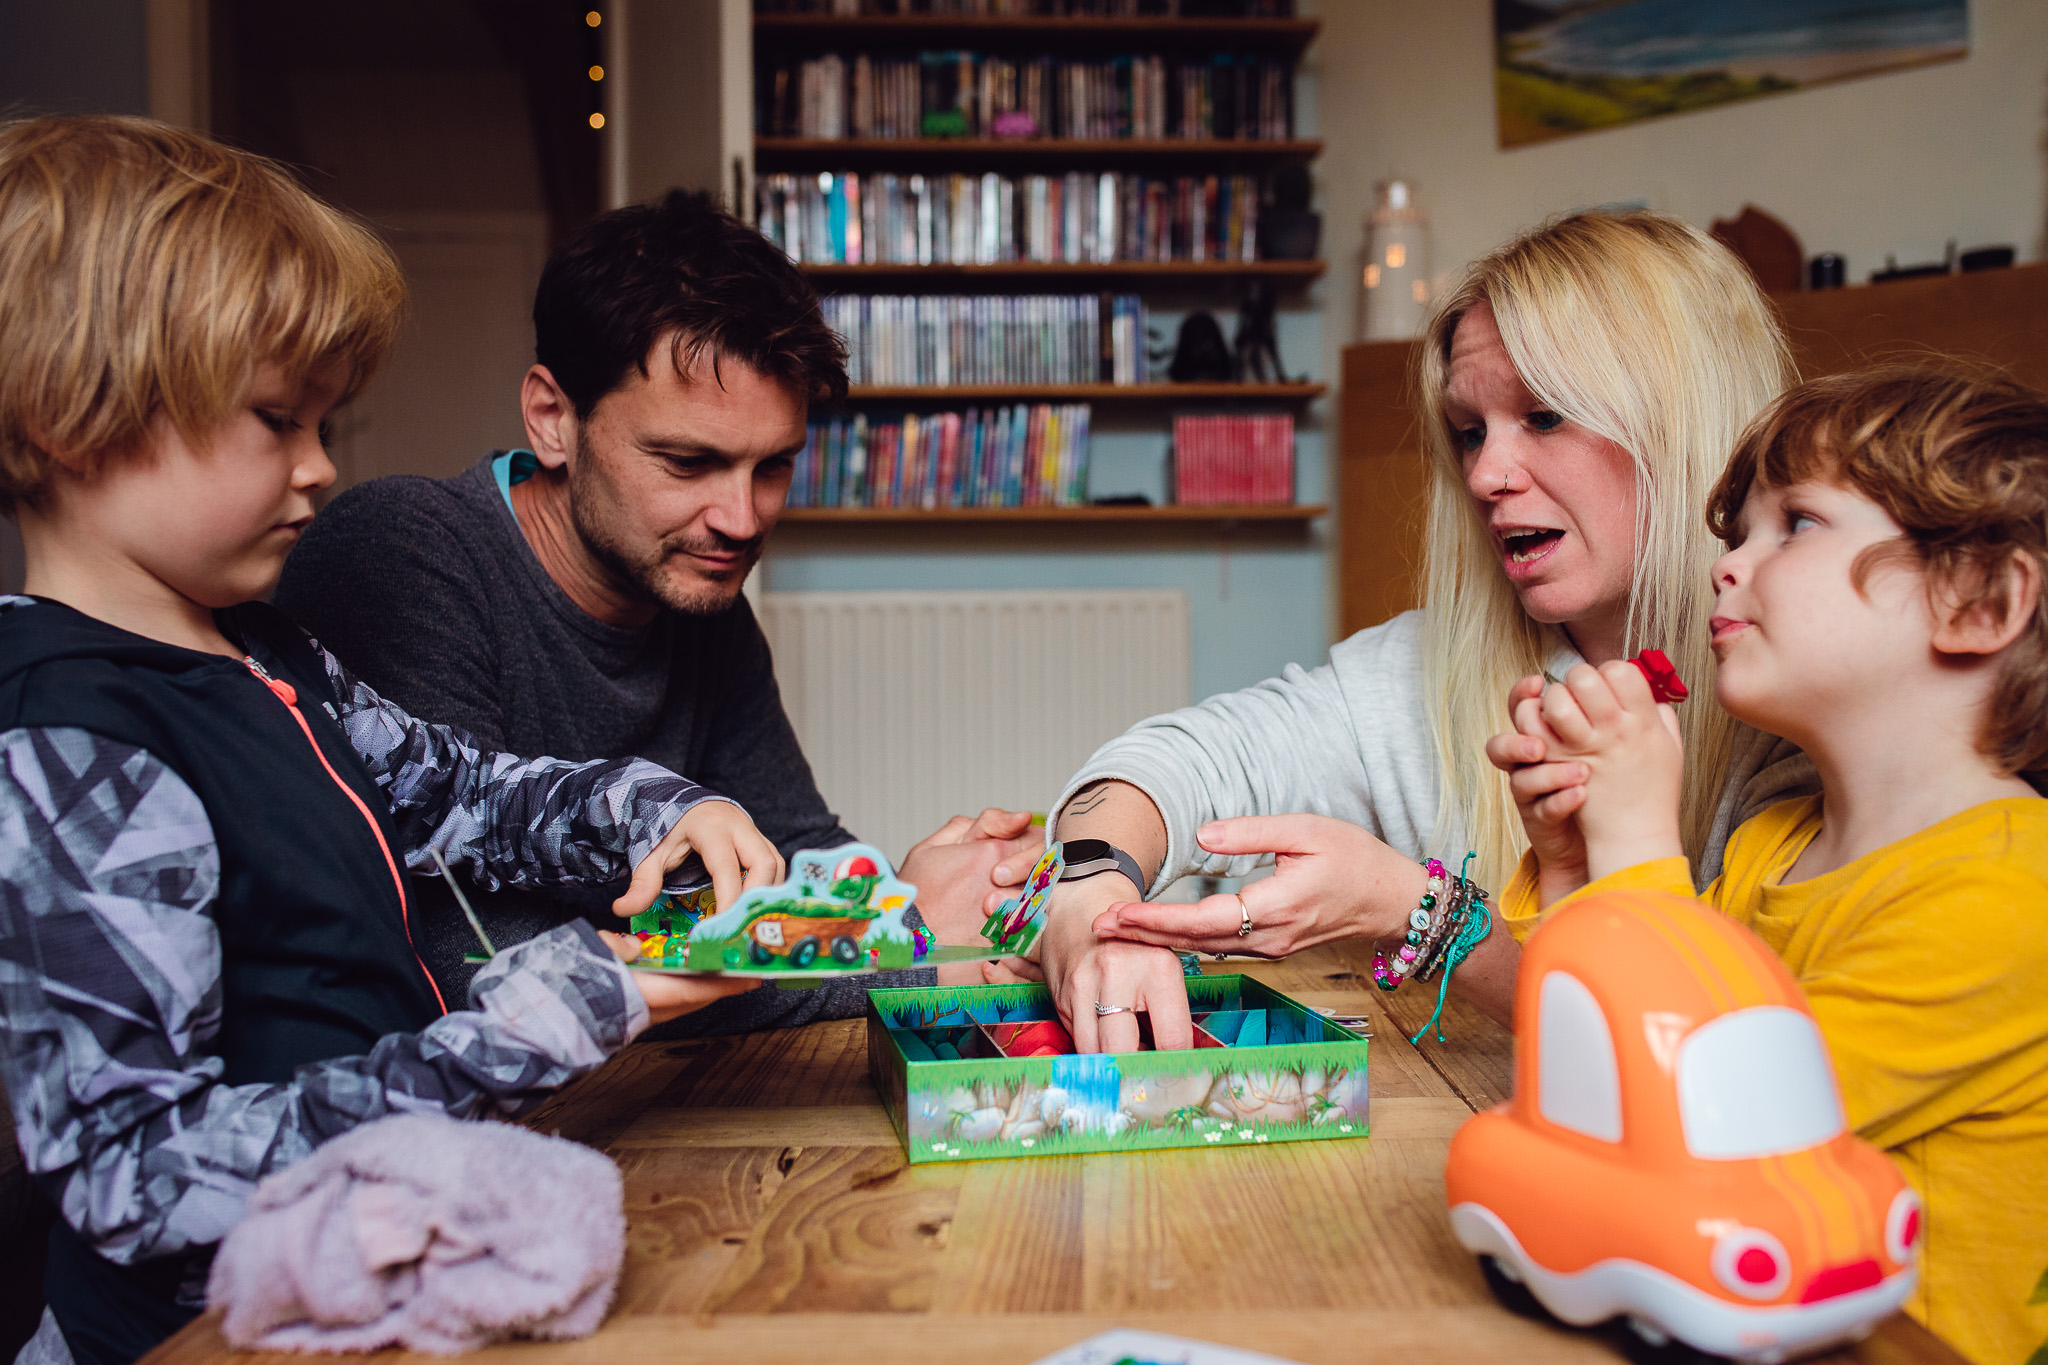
[533, 189, 847, 416]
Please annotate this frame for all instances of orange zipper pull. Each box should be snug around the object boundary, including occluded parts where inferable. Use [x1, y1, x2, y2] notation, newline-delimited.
[243, 657, 298, 706]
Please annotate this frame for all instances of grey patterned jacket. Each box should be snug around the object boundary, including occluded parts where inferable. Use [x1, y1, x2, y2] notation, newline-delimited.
[0, 596, 732, 1274]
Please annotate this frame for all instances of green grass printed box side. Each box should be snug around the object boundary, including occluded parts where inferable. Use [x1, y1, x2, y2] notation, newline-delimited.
[865, 975, 1369, 1163]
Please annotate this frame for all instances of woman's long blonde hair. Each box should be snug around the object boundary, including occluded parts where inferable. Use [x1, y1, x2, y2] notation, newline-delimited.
[1418, 210, 1795, 888]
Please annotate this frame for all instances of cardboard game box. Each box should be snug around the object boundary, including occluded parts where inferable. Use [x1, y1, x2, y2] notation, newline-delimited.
[867, 976, 1370, 1163]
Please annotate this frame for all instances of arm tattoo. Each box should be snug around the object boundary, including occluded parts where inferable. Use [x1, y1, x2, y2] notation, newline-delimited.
[1064, 781, 1114, 818]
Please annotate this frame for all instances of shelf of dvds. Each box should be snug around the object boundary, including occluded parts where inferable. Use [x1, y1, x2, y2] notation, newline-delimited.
[756, 6, 1323, 519]
[843, 382, 1323, 402]
[780, 502, 1326, 524]
[754, 137, 1325, 169]
[802, 259, 1324, 284]
[752, 14, 1321, 56]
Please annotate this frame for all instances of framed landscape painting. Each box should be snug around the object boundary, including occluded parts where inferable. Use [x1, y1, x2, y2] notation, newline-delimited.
[1495, 0, 1970, 148]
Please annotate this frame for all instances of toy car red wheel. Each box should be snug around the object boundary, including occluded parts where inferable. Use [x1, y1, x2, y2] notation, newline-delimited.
[1711, 1226, 1791, 1300]
[1885, 1188, 1923, 1264]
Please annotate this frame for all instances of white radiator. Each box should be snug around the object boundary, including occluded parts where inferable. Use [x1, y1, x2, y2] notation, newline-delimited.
[759, 588, 1191, 862]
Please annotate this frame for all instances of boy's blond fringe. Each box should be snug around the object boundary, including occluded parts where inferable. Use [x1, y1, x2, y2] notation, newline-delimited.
[0, 114, 405, 510]
[1416, 211, 1797, 889]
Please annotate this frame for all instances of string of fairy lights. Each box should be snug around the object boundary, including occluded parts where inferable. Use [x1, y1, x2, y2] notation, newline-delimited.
[585, 9, 605, 130]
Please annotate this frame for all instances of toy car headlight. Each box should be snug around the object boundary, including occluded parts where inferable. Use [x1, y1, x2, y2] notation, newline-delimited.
[1884, 1188, 1923, 1266]
[1710, 1226, 1791, 1300]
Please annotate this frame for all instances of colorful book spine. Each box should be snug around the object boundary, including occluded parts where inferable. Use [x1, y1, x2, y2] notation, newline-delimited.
[1171, 412, 1294, 506]
[787, 403, 1095, 510]
[761, 171, 1264, 268]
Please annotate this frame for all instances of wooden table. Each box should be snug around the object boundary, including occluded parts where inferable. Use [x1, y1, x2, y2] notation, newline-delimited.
[145, 942, 1964, 1365]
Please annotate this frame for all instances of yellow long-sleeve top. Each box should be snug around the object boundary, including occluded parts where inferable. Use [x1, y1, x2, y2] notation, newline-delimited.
[1501, 796, 2048, 1365]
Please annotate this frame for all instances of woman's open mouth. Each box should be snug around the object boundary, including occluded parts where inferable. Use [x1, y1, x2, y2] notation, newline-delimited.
[1500, 527, 1564, 566]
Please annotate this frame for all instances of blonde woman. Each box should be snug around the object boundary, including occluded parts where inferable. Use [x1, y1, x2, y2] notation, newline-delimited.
[1000, 211, 1812, 1052]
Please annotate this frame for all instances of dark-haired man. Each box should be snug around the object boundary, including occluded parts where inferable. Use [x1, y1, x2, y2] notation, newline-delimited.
[278, 191, 1036, 1032]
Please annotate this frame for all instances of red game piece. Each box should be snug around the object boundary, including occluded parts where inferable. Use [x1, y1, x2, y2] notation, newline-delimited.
[1631, 649, 1688, 704]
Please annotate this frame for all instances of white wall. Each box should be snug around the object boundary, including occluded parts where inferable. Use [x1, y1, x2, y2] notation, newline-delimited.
[1307, 0, 2048, 382]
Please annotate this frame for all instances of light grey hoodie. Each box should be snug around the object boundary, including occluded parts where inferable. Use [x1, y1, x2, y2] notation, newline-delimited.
[1049, 609, 1816, 895]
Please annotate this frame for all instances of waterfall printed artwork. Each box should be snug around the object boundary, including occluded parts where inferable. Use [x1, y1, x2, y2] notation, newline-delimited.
[867, 976, 1370, 1162]
[1494, 0, 1968, 148]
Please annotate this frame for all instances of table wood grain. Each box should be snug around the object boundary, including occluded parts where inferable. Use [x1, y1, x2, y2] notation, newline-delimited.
[142, 942, 1965, 1365]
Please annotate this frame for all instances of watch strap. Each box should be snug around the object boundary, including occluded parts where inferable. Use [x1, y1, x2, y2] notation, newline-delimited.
[1057, 838, 1147, 899]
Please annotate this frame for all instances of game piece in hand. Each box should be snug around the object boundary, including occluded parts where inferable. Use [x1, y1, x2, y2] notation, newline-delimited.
[1630, 649, 1688, 704]
[982, 842, 1065, 957]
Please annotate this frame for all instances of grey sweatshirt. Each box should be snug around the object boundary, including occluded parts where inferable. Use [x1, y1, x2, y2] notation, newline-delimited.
[276, 454, 932, 1033]
[1049, 609, 1816, 894]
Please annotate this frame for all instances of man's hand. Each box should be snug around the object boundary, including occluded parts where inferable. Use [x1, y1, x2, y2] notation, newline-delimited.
[1488, 673, 1592, 907]
[597, 930, 762, 1026]
[612, 799, 785, 920]
[1091, 814, 1430, 958]
[1036, 877, 1192, 1053]
[902, 808, 1043, 946]
[1529, 661, 1685, 881]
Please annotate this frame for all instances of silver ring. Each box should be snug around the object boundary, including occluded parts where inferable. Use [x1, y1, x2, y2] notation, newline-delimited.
[1094, 1001, 1135, 1016]
[1236, 891, 1254, 938]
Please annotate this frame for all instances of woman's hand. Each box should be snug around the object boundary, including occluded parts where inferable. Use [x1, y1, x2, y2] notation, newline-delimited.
[1532, 661, 1685, 880]
[1036, 878, 1194, 1053]
[1488, 672, 1592, 904]
[1091, 814, 1430, 959]
[597, 931, 762, 1026]
[612, 799, 786, 920]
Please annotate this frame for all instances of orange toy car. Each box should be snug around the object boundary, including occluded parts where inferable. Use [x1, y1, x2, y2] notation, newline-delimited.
[1445, 889, 1919, 1363]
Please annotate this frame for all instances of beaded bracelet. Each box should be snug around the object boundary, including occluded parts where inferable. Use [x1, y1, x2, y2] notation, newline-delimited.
[1411, 876, 1473, 982]
[1416, 879, 1488, 984]
[1372, 858, 1446, 991]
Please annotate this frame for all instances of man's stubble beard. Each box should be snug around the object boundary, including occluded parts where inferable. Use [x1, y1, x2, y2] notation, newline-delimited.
[567, 429, 763, 618]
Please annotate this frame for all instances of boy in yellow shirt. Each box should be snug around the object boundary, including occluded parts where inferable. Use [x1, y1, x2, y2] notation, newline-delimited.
[1487, 368, 2048, 1365]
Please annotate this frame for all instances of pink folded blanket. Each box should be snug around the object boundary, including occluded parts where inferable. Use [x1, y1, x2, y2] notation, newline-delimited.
[208, 1113, 625, 1354]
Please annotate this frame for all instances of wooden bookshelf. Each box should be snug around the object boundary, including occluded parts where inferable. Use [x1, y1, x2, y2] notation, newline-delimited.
[753, 14, 1321, 55]
[803, 259, 1324, 285]
[759, 11, 1322, 524]
[843, 381, 1324, 402]
[755, 136, 1323, 169]
[780, 502, 1326, 524]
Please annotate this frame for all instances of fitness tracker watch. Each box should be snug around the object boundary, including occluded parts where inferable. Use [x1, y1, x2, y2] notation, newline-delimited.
[1057, 839, 1147, 898]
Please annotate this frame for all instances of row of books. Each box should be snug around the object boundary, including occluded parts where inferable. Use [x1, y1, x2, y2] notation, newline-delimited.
[760, 170, 1263, 266]
[789, 405, 1093, 508]
[758, 1, 1294, 15]
[820, 293, 1150, 386]
[1172, 413, 1295, 504]
[764, 51, 1293, 141]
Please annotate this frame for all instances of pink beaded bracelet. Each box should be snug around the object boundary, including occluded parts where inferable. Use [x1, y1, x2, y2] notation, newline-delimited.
[1373, 858, 1447, 992]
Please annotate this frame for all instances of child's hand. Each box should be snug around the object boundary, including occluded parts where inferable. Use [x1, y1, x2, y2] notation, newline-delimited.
[1530, 661, 1684, 881]
[611, 800, 786, 920]
[1488, 673, 1592, 905]
[597, 931, 762, 1025]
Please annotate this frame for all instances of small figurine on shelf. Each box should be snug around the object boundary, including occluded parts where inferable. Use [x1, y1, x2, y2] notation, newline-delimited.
[1232, 279, 1293, 383]
[1164, 312, 1233, 383]
[1445, 889, 1918, 1363]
